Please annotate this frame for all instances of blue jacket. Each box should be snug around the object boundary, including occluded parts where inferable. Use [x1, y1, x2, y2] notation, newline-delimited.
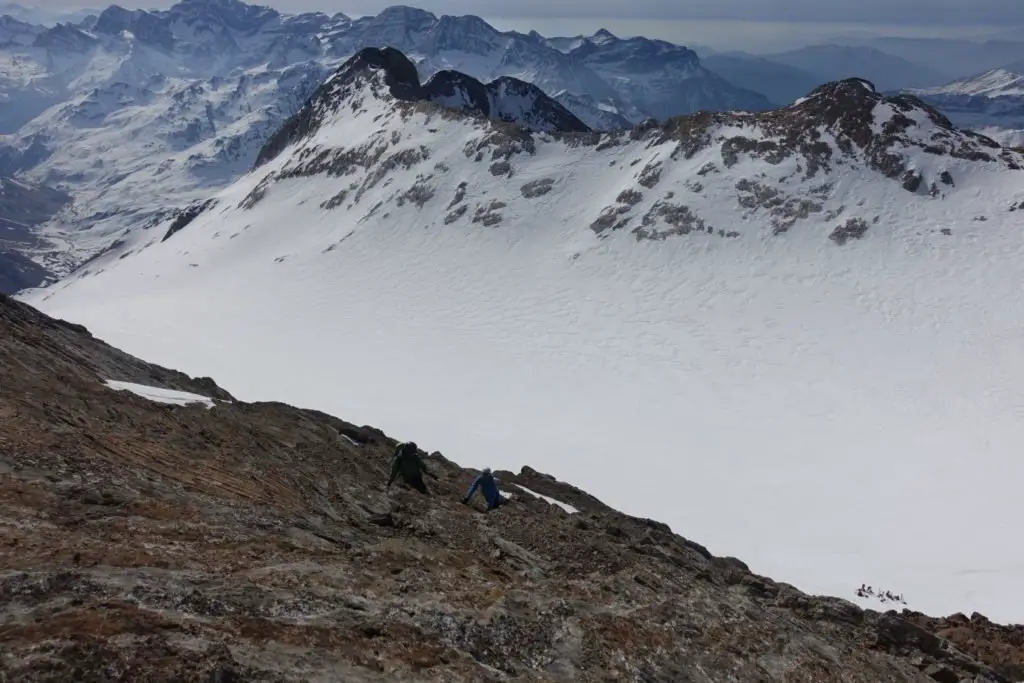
[465, 472, 501, 509]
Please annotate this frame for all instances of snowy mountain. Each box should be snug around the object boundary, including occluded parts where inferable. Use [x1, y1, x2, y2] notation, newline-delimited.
[564, 30, 773, 121]
[916, 68, 1024, 97]
[909, 69, 1024, 134]
[256, 47, 588, 168]
[0, 0, 782, 283]
[22, 50, 1024, 622]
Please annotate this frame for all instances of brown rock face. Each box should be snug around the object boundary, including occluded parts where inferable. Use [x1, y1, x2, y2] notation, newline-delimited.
[0, 293, 1016, 682]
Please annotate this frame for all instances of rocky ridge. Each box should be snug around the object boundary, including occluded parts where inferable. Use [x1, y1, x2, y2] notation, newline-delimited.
[1, 293, 1022, 681]
[257, 47, 588, 168]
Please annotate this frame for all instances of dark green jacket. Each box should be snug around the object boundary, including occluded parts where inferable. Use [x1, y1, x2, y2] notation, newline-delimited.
[388, 443, 432, 485]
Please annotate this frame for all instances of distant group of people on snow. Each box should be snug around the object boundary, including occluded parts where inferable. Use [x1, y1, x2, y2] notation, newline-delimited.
[386, 440, 503, 511]
[856, 584, 906, 604]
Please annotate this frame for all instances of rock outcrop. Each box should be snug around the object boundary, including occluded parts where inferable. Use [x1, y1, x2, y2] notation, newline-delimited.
[0, 292, 1018, 682]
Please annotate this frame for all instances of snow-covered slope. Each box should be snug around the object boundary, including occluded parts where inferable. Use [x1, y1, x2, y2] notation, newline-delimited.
[909, 69, 1024, 136]
[916, 68, 1024, 97]
[23, 51, 1024, 622]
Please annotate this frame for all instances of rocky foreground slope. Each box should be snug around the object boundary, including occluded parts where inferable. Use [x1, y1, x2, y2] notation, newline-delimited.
[2, 294, 1023, 681]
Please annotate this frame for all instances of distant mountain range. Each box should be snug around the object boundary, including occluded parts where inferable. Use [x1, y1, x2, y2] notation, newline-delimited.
[0, 0, 780, 288]
[0, 2, 100, 27]
[6, 0, 1024, 291]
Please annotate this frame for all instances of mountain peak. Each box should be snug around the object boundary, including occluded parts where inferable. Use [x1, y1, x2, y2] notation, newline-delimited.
[256, 46, 589, 167]
[425, 13, 501, 52]
[786, 77, 957, 138]
[94, 4, 174, 49]
[799, 77, 878, 104]
[332, 45, 422, 97]
[591, 28, 617, 44]
[166, 0, 279, 31]
[374, 5, 438, 24]
[31, 21, 96, 51]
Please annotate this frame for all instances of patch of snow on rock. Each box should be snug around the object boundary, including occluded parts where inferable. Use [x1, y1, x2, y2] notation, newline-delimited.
[515, 484, 580, 514]
[104, 380, 215, 408]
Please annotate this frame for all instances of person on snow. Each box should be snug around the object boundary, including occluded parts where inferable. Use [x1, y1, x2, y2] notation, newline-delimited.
[387, 441, 437, 494]
[462, 467, 503, 511]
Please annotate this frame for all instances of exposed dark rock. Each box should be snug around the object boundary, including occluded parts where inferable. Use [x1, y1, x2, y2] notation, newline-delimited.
[735, 178, 823, 234]
[448, 181, 468, 209]
[472, 200, 506, 226]
[637, 161, 662, 188]
[923, 664, 960, 683]
[444, 205, 468, 224]
[905, 611, 1024, 681]
[520, 178, 555, 198]
[162, 199, 217, 242]
[635, 201, 711, 240]
[488, 160, 512, 177]
[396, 178, 435, 208]
[902, 170, 923, 193]
[616, 188, 643, 206]
[830, 217, 870, 245]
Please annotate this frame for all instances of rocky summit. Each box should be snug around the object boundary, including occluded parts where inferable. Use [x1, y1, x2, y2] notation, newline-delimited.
[256, 46, 589, 168]
[1, 296, 1023, 682]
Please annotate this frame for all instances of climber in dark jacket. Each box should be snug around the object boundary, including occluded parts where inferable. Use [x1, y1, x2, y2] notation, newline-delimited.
[387, 441, 436, 494]
[462, 468, 502, 511]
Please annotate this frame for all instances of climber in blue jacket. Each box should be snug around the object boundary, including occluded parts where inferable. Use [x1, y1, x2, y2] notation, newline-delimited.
[462, 468, 503, 511]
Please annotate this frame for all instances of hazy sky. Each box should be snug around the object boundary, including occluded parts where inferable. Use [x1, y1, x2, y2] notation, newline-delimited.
[26, 0, 1024, 51]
